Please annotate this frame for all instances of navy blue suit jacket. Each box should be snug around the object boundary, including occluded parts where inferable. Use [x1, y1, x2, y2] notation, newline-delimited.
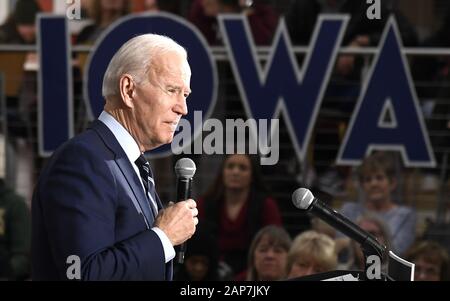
[32, 120, 172, 280]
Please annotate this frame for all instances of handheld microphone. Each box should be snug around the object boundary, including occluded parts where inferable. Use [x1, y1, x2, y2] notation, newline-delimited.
[292, 188, 386, 259]
[174, 158, 196, 264]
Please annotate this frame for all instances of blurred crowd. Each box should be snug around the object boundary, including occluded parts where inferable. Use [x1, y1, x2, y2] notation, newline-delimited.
[0, 0, 449, 281]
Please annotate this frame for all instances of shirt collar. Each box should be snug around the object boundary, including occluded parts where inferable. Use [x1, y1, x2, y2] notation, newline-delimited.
[98, 110, 142, 163]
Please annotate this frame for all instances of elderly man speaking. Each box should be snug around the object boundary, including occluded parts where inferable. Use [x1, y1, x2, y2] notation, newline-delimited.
[31, 34, 198, 280]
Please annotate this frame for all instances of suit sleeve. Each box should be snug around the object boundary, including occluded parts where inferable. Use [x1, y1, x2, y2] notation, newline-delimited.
[38, 142, 166, 280]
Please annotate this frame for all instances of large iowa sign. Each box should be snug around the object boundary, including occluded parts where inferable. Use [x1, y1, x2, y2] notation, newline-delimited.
[37, 12, 435, 168]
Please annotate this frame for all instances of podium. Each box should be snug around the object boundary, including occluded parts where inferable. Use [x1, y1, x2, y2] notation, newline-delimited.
[288, 250, 414, 281]
[288, 270, 394, 281]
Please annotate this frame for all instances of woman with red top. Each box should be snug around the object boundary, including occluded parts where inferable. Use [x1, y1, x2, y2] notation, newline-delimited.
[197, 154, 283, 276]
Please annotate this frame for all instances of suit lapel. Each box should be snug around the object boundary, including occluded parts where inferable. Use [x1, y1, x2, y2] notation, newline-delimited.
[89, 120, 154, 228]
[116, 157, 154, 227]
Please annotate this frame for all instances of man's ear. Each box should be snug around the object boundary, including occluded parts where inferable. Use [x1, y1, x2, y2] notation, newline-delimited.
[119, 74, 135, 108]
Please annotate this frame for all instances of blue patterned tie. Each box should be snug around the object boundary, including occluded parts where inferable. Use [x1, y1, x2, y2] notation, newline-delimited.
[135, 155, 158, 218]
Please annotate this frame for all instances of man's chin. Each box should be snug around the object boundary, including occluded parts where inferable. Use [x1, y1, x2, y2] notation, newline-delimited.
[166, 134, 175, 144]
[160, 135, 175, 148]
[148, 134, 176, 150]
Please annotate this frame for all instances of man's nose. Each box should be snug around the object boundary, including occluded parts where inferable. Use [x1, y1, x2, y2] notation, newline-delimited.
[175, 97, 188, 116]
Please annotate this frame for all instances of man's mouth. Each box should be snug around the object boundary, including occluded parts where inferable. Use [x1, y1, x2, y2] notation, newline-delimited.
[166, 121, 179, 131]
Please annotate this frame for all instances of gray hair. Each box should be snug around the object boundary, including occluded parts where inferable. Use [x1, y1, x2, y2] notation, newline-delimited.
[102, 34, 187, 99]
[356, 212, 393, 252]
[287, 230, 337, 275]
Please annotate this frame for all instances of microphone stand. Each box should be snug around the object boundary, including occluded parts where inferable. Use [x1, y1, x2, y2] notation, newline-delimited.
[360, 235, 392, 281]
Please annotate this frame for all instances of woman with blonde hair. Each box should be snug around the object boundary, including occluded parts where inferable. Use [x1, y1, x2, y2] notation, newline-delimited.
[286, 230, 338, 279]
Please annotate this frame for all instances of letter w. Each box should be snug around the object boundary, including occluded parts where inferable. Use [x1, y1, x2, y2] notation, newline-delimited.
[218, 15, 348, 162]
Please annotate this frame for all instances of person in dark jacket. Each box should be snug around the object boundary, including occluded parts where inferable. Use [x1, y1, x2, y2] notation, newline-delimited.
[0, 180, 31, 280]
[0, 0, 42, 44]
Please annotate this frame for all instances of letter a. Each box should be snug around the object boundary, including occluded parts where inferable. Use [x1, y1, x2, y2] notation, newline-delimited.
[66, 0, 81, 20]
[366, 0, 381, 20]
[366, 255, 381, 280]
[66, 255, 81, 280]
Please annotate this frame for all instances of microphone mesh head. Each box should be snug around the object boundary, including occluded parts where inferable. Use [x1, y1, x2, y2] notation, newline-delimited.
[174, 158, 196, 178]
[292, 188, 315, 210]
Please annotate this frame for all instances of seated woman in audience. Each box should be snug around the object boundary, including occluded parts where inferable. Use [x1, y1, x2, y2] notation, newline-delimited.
[236, 225, 291, 281]
[404, 240, 449, 281]
[286, 230, 337, 279]
[340, 151, 417, 254]
[198, 154, 282, 276]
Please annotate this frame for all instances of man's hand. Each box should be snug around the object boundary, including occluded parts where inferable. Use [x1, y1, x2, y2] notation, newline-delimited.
[154, 199, 198, 246]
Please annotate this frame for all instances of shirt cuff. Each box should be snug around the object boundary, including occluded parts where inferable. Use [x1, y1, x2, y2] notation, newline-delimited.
[152, 227, 175, 263]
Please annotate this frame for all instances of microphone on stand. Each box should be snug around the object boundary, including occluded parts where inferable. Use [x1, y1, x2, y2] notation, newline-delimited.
[291, 187, 386, 259]
[174, 158, 196, 264]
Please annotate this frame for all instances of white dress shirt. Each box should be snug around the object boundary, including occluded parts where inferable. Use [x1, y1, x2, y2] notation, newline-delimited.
[98, 111, 175, 263]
